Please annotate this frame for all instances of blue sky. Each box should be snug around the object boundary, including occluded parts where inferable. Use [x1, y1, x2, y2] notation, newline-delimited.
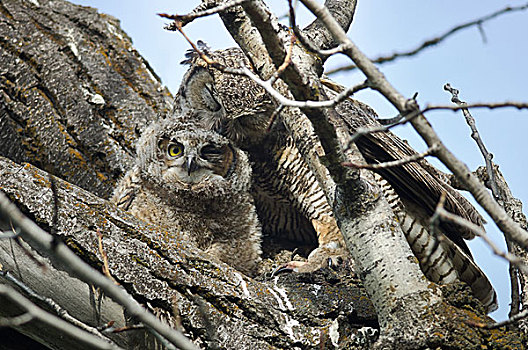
[72, 0, 528, 321]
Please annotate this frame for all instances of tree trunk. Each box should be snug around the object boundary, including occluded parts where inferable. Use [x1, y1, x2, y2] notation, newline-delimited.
[0, 156, 379, 349]
[0, 0, 172, 199]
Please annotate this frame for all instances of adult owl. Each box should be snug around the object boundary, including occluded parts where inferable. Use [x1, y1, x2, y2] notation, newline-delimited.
[111, 114, 262, 276]
[174, 43, 497, 312]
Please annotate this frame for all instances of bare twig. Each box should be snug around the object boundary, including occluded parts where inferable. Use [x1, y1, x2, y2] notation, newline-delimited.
[443, 83, 499, 199]
[236, 66, 368, 108]
[266, 104, 285, 132]
[345, 112, 412, 147]
[164, 20, 215, 66]
[345, 100, 528, 148]
[1, 225, 18, 239]
[471, 308, 528, 329]
[443, 83, 525, 318]
[270, 31, 296, 85]
[0, 284, 123, 349]
[159, 0, 248, 28]
[298, 0, 528, 250]
[326, 3, 528, 74]
[301, 0, 358, 54]
[427, 193, 448, 268]
[0, 191, 198, 350]
[342, 143, 439, 170]
[11, 230, 47, 271]
[0, 311, 33, 327]
[287, 0, 347, 57]
[97, 229, 118, 284]
[422, 101, 528, 113]
[434, 203, 528, 274]
[471, 165, 528, 318]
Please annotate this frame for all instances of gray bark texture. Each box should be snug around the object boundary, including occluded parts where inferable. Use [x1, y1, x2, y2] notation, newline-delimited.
[0, 156, 377, 349]
[0, 0, 525, 349]
[0, 0, 172, 199]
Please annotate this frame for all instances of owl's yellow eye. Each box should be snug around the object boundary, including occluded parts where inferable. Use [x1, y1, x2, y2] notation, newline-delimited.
[167, 143, 183, 158]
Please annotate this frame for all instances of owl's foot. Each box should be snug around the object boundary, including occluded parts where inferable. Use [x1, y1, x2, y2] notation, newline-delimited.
[271, 242, 349, 275]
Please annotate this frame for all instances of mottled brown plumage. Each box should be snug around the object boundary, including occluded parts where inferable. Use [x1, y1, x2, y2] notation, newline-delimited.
[174, 44, 497, 311]
[111, 115, 262, 276]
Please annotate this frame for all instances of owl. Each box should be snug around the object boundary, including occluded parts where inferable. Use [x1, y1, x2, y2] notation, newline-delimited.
[177, 41, 338, 251]
[174, 44, 497, 312]
[111, 115, 262, 276]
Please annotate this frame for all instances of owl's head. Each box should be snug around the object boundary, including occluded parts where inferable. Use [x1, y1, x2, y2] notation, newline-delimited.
[136, 117, 251, 199]
[175, 44, 276, 148]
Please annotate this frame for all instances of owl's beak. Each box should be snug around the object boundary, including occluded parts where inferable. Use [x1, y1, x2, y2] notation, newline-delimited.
[185, 155, 198, 176]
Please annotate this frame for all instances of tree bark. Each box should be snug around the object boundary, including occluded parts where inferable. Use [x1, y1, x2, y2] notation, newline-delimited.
[0, 156, 378, 349]
[0, 0, 172, 199]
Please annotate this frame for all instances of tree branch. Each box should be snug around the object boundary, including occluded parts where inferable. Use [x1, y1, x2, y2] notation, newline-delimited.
[301, 0, 357, 56]
[0, 284, 123, 350]
[297, 0, 528, 252]
[0, 156, 377, 349]
[326, 3, 528, 74]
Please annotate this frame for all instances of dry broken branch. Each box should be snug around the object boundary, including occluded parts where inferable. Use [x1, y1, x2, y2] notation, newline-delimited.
[326, 3, 528, 74]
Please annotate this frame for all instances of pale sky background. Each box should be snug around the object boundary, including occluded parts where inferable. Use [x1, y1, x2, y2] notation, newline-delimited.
[72, 0, 528, 321]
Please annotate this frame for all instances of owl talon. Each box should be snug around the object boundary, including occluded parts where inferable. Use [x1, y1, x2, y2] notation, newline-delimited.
[271, 261, 309, 276]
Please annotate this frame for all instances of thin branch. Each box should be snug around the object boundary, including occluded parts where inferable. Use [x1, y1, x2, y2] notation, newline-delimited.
[0, 191, 198, 350]
[427, 193, 448, 269]
[266, 104, 285, 132]
[422, 101, 528, 113]
[434, 203, 528, 275]
[443, 83, 500, 199]
[288, 0, 347, 57]
[0, 284, 123, 349]
[472, 308, 528, 330]
[325, 3, 528, 75]
[298, 0, 528, 250]
[163, 19, 215, 66]
[11, 230, 48, 271]
[342, 143, 439, 170]
[1, 227, 18, 239]
[443, 83, 525, 318]
[270, 31, 296, 85]
[345, 112, 411, 147]
[0, 311, 33, 327]
[345, 100, 528, 149]
[1, 270, 108, 338]
[301, 0, 358, 55]
[159, 0, 249, 28]
[237, 66, 368, 108]
[97, 229, 118, 284]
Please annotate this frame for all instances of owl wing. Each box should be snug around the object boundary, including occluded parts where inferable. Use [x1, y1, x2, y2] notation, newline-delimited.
[110, 166, 141, 211]
[325, 84, 484, 244]
[376, 173, 497, 312]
